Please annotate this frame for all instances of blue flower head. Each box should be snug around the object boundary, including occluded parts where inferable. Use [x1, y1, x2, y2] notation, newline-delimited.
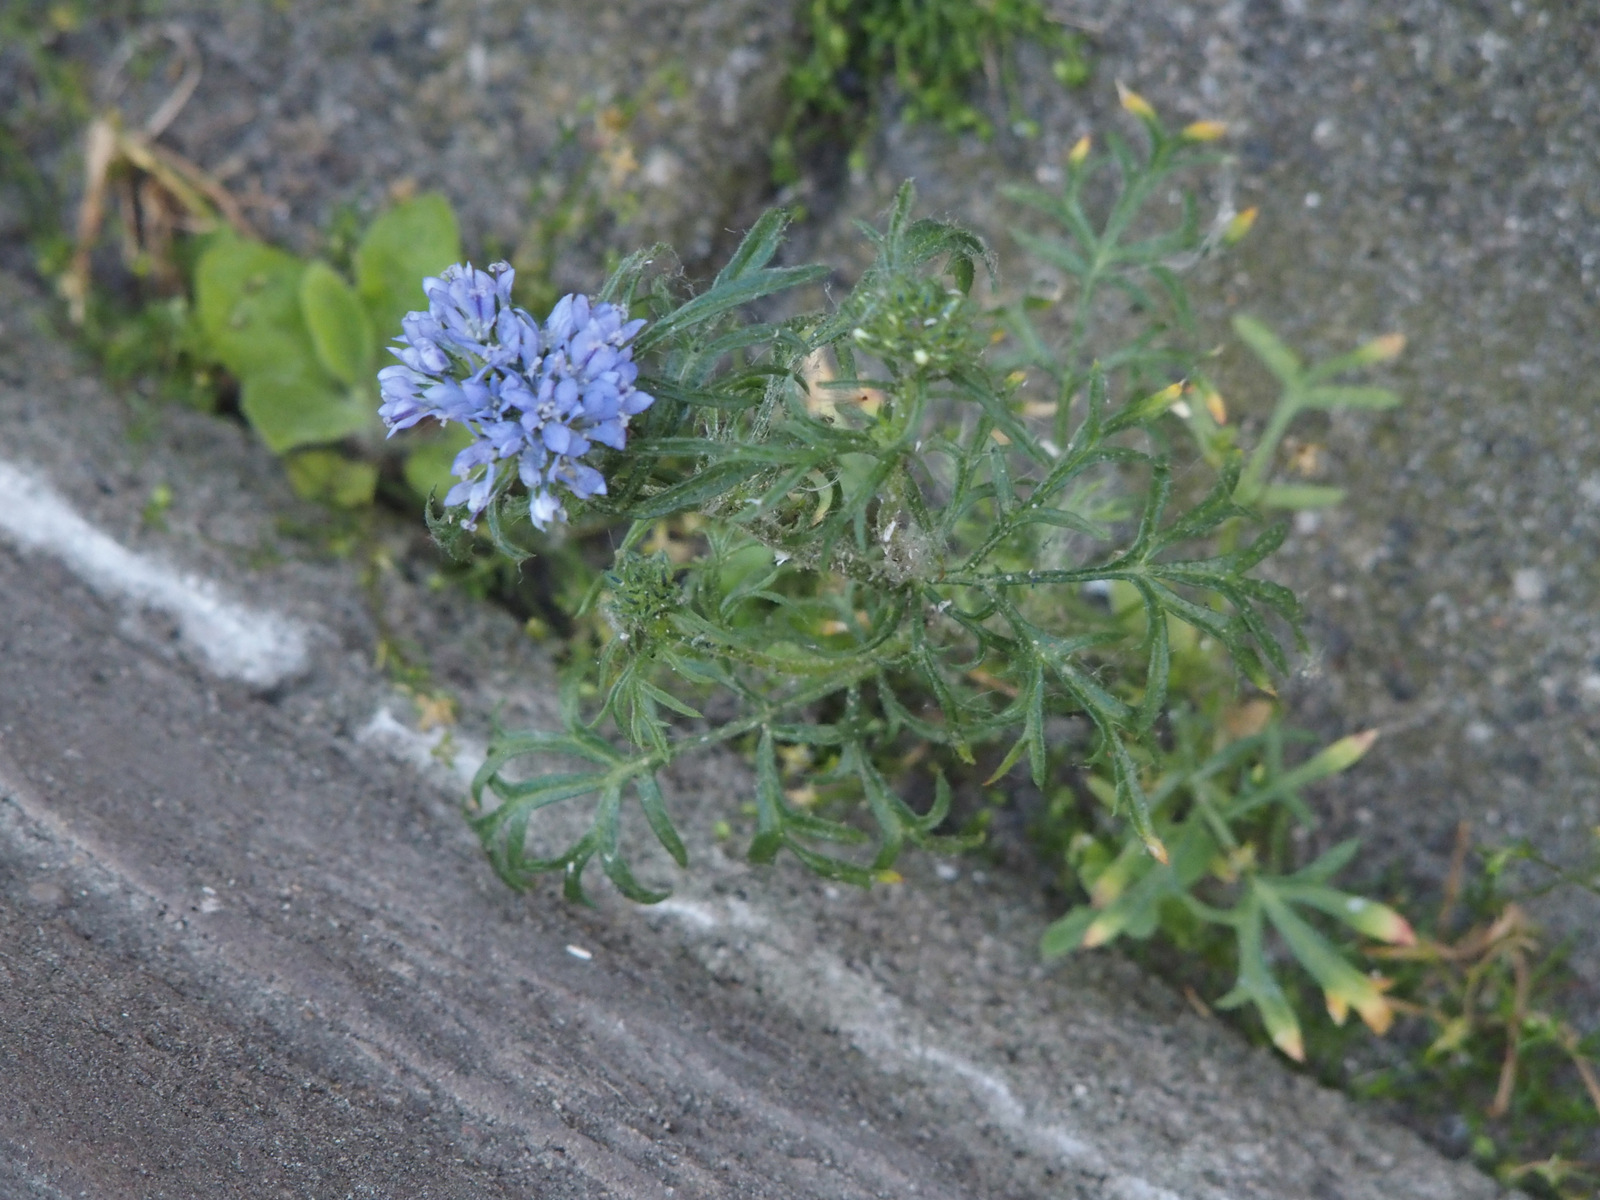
[377, 261, 653, 530]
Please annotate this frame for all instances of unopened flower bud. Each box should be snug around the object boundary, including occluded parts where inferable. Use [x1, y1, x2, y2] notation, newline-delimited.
[1354, 332, 1406, 363]
[1116, 82, 1156, 121]
[1223, 206, 1258, 245]
[1181, 120, 1228, 142]
[1205, 388, 1228, 424]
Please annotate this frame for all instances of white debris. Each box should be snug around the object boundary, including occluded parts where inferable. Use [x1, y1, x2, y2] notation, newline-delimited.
[1511, 567, 1546, 603]
[0, 460, 311, 688]
[565, 944, 593, 961]
[355, 707, 486, 789]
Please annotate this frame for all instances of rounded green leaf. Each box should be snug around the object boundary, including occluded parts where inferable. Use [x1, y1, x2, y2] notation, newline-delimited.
[354, 193, 461, 342]
[194, 233, 313, 381]
[284, 449, 379, 508]
[299, 260, 374, 387]
[240, 372, 372, 454]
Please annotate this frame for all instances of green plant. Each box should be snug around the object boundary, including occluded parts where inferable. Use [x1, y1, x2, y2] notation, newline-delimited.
[1227, 315, 1403, 509]
[1007, 174, 1597, 1179]
[390, 101, 1411, 922]
[193, 194, 469, 506]
[774, 0, 1089, 181]
[1042, 701, 1413, 1061]
[989, 92, 1429, 1058]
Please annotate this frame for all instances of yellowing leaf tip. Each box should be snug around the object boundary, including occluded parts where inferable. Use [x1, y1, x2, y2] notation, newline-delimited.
[1116, 82, 1156, 121]
[1321, 728, 1378, 774]
[1346, 728, 1380, 757]
[1357, 332, 1406, 363]
[1182, 120, 1228, 142]
[1223, 206, 1259, 245]
[1067, 135, 1092, 166]
[1273, 1028, 1306, 1062]
[1365, 905, 1417, 947]
[1325, 992, 1350, 1025]
[1356, 992, 1395, 1036]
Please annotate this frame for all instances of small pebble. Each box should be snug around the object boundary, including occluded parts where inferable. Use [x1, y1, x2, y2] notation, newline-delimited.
[1511, 567, 1545, 603]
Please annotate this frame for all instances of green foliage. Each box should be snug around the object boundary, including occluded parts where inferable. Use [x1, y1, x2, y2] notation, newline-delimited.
[193, 195, 462, 503]
[1012, 141, 1416, 1056]
[453, 105, 1406, 910]
[86, 291, 218, 410]
[1228, 316, 1402, 509]
[300, 259, 375, 387]
[997, 114, 1222, 443]
[352, 193, 462, 346]
[1041, 707, 1412, 1063]
[775, 0, 1089, 181]
[284, 448, 381, 510]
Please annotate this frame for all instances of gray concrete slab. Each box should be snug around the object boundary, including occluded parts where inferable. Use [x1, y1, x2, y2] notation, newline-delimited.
[12, 0, 790, 280]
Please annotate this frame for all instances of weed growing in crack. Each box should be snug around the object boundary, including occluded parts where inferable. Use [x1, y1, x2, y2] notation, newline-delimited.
[773, 0, 1091, 182]
[394, 95, 1392, 957]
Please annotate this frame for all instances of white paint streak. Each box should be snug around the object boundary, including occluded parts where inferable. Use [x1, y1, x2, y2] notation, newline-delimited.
[0, 460, 310, 687]
[357, 706, 485, 788]
[362, 746, 1184, 1197]
[911, 1044, 1092, 1164]
[649, 896, 1110, 1179]
[652, 897, 721, 931]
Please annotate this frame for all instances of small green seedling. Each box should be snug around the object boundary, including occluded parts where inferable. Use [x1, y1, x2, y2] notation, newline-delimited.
[194, 194, 469, 505]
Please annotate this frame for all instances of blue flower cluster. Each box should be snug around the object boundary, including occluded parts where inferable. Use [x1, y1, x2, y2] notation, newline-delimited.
[378, 261, 652, 529]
